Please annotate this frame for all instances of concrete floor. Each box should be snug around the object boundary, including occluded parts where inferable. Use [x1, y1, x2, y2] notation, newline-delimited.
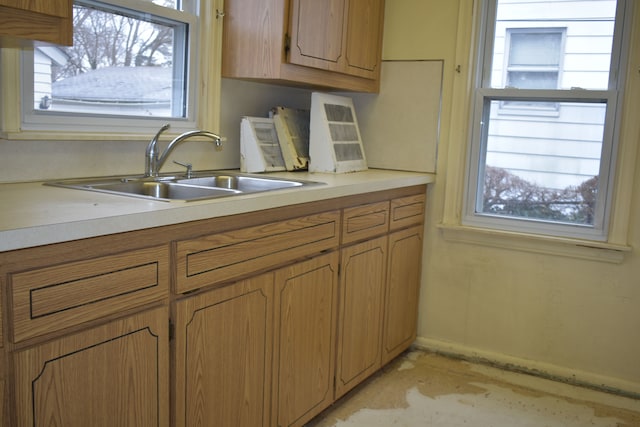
[308, 350, 640, 427]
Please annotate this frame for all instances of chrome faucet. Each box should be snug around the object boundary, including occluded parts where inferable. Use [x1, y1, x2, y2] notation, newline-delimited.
[145, 124, 223, 177]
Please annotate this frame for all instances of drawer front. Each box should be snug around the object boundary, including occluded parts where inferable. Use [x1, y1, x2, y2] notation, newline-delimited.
[10, 245, 169, 343]
[390, 193, 426, 230]
[342, 201, 390, 245]
[175, 210, 340, 294]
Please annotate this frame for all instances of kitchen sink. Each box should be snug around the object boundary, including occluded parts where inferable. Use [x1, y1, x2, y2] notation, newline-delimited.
[45, 171, 323, 201]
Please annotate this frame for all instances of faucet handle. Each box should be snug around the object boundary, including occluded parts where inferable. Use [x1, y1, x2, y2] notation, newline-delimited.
[173, 160, 193, 178]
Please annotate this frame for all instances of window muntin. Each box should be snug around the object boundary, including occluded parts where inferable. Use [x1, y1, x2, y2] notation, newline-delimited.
[22, 0, 198, 133]
[465, 0, 626, 241]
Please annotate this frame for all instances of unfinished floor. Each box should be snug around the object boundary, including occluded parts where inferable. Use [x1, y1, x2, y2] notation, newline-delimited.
[308, 350, 640, 427]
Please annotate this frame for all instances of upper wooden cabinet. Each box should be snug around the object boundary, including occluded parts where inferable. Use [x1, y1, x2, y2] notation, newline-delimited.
[0, 0, 73, 46]
[289, 0, 384, 80]
[222, 0, 385, 92]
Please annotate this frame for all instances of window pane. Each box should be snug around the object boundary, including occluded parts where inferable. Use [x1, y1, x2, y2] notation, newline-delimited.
[491, 0, 617, 89]
[33, 3, 187, 118]
[152, 0, 178, 8]
[507, 71, 558, 89]
[479, 100, 606, 226]
[509, 32, 562, 66]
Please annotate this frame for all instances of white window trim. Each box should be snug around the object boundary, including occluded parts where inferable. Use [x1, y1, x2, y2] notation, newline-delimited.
[0, 0, 223, 141]
[439, 0, 638, 263]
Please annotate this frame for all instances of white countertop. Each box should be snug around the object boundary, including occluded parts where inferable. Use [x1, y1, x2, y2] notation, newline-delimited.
[0, 169, 434, 252]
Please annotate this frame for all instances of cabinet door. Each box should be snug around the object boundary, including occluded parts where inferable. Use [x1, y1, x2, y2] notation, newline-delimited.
[13, 306, 169, 427]
[288, 0, 346, 73]
[273, 252, 339, 427]
[289, 0, 383, 80]
[335, 236, 387, 399]
[344, 0, 385, 79]
[382, 226, 424, 365]
[173, 273, 274, 427]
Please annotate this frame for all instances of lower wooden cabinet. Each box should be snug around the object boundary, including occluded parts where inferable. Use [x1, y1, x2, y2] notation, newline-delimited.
[335, 236, 387, 399]
[382, 225, 424, 364]
[173, 273, 274, 427]
[13, 306, 170, 427]
[273, 252, 339, 427]
[1, 186, 427, 426]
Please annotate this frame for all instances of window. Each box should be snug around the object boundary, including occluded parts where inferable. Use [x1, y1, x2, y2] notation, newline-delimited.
[20, 0, 200, 134]
[464, 0, 629, 241]
[501, 28, 565, 111]
[505, 29, 563, 90]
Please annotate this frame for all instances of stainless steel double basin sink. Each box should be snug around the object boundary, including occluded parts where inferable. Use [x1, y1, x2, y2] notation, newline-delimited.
[46, 171, 324, 201]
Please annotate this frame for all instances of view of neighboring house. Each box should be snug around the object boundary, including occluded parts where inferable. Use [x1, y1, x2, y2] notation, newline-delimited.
[35, 47, 174, 117]
[33, 46, 68, 110]
[485, 0, 615, 190]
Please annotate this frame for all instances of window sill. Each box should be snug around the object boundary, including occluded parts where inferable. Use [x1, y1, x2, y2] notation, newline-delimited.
[438, 223, 631, 264]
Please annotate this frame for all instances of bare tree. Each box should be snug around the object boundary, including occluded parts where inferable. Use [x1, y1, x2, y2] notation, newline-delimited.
[53, 4, 174, 81]
[483, 165, 598, 224]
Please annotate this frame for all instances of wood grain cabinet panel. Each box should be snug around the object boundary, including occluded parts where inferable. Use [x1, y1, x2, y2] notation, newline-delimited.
[176, 211, 340, 293]
[335, 236, 387, 399]
[13, 306, 169, 427]
[10, 245, 169, 343]
[0, 0, 72, 45]
[382, 225, 424, 364]
[173, 273, 274, 427]
[342, 200, 390, 245]
[344, 0, 385, 77]
[390, 193, 426, 231]
[0, 354, 5, 427]
[273, 252, 339, 427]
[289, 0, 384, 80]
[288, 0, 346, 73]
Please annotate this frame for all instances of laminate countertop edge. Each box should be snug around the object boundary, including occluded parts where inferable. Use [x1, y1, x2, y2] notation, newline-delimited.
[0, 169, 435, 252]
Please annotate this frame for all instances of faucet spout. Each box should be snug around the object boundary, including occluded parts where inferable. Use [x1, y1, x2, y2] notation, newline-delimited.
[145, 125, 223, 177]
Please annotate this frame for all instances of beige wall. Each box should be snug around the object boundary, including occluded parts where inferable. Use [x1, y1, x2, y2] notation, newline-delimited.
[1, 0, 638, 397]
[384, 0, 640, 394]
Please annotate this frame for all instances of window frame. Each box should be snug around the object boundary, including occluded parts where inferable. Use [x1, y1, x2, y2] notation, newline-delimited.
[0, 0, 222, 140]
[462, 0, 630, 242]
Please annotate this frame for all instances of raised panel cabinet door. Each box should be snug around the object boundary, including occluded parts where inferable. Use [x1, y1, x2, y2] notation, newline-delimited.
[173, 273, 274, 427]
[344, 0, 385, 79]
[288, 0, 346, 73]
[273, 252, 339, 427]
[382, 226, 424, 365]
[13, 306, 170, 427]
[335, 236, 387, 399]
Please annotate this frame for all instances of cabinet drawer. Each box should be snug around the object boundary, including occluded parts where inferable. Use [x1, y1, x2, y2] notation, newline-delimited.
[175, 211, 340, 293]
[390, 193, 426, 230]
[10, 245, 169, 343]
[342, 201, 390, 245]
